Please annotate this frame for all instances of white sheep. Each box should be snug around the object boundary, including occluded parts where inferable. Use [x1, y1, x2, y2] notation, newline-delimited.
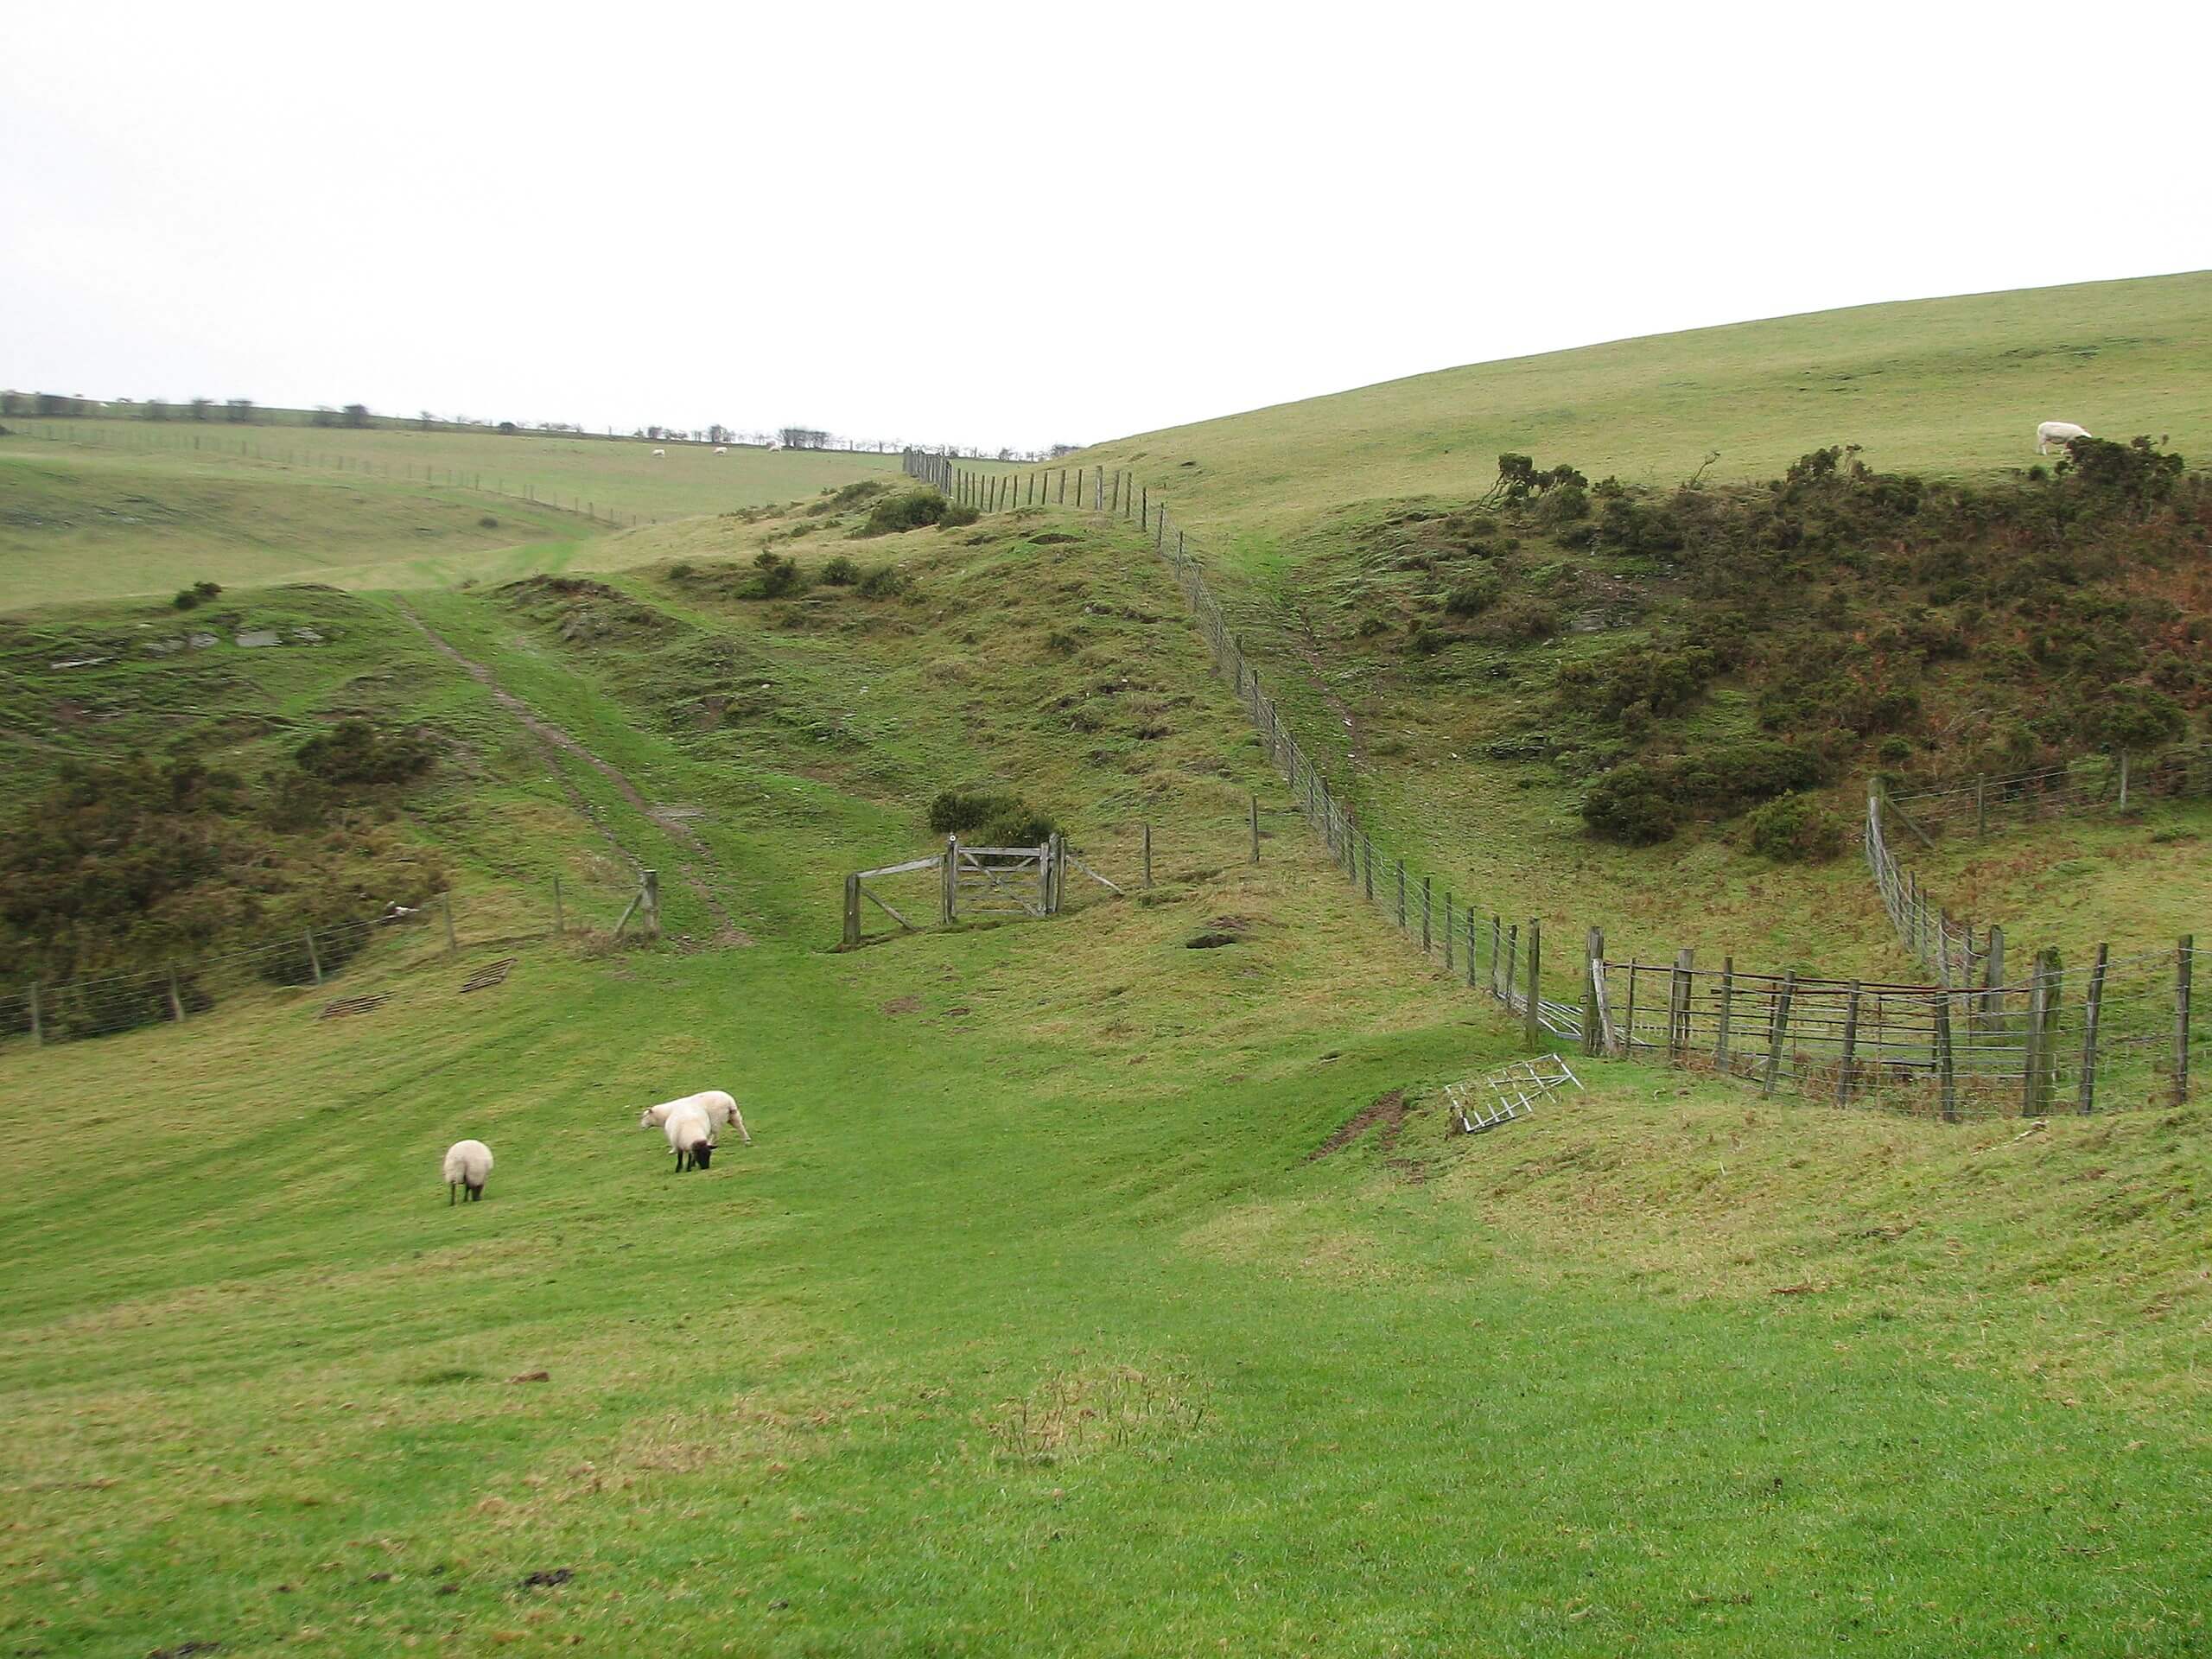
[2037, 420, 2091, 455]
[442, 1139, 493, 1205]
[637, 1089, 750, 1144]
[652, 447, 667, 458]
[714, 445, 728, 454]
[664, 1102, 715, 1172]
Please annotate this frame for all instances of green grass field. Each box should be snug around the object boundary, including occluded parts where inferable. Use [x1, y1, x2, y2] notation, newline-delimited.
[1070, 270, 2212, 539]
[0, 424, 902, 605]
[6, 504, 2212, 1655]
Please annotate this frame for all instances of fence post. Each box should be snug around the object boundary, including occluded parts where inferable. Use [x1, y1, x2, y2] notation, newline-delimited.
[2039, 947, 2063, 1111]
[642, 871, 661, 937]
[1142, 822, 1153, 888]
[1836, 982, 1861, 1106]
[2176, 935, 2193, 1105]
[1760, 972, 1796, 1097]
[842, 873, 861, 949]
[1524, 920, 1543, 1052]
[1668, 948, 1694, 1058]
[1467, 910, 1479, 990]
[2119, 750, 2131, 810]
[943, 836, 958, 924]
[1982, 925, 2005, 1033]
[1363, 835, 1375, 902]
[1934, 990, 1958, 1122]
[1714, 957, 1735, 1071]
[1442, 892, 1454, 969]
[1395, 862, 1407, 929]
[1039, 834, 1055, 915]
[167, 964, 186, 1023]
[1583, 927, 1605, 1058]
[1503, 922, 1518, 1003]
[305, 929, 323, 986]
[1249, 795, 1261, 864]
[1492, 917, 1504, 996]
[29, 981, 42, 1046]
[2077, 943, 2109, 1114]
[553, 875, 564, 935]
[1109, 471, 1120, 514]
[442, 892, 457, 956]
[1421, 877, 1432, 953]
[1976, 774, 1988, 838]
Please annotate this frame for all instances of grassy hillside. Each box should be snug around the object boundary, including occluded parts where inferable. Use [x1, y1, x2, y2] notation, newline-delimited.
[5, 493, 2212, 1654]
[0, 425, 902, 605]
[1076, 270, 2212, 537]
[1019, 274, 2212, 980]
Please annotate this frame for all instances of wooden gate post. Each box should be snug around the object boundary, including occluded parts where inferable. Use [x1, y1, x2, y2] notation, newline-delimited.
[1760, 972, 1796, 1097]
[1934, 990, 1958, 1122]
[1583, 927, 1606, 1058]
[1668, 948, 1694, 1058]
[1524, 920, 1543, 1052]
[2176, 935, 2194, 1105]
[1714, 957, 1735, 1071]
[842, 873, 861, 949]
[942, 836, 958, 925]
[1836, 983, 1862, 1107]
[2077, 943, 2109, 1114]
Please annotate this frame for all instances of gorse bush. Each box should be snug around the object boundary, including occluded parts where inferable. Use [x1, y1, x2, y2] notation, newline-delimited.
[171, 580, 222, 610]
[820, 556, 860, 587]
[926, 788, 1058, 849]
[854, 489, 974, 538]
[742, 550, 805, 599]
[857, 564, 912, 599]
[1743, 793, 1846, 862]
[293, 720, 439, 788]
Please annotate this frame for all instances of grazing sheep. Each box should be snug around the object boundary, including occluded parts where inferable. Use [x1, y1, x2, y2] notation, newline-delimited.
[442, 1139, 493, 1205]
[652, 447, 667, 457]
[2037, 420, 2091, 455]
[664, 1103, 715, 1173]
[713, 445, 728, 454]
[636, 1090, 751, 1145]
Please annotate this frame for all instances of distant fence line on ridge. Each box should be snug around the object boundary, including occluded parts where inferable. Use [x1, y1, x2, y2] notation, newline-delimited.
[900, 450, 2205, 1121]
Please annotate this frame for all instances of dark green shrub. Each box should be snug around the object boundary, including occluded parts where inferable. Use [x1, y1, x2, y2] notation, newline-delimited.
[1555, 645, 1718, 721]
[1475, 594, 1560, 643]
[1444, 572, 1503, 617]
[854, 489, 969, 538]
[926, 788, 1057, 848]
[667, 562, 695, 580]
[1581, 765, 1679, 844]
[2091, 683, 2186, 753]
[294, 720, 438, 787]
[742, 550, 805, 599]
[821, 556, 860, 586]
[1744, 793, 1845, 861]
[857, 564, 912, 599]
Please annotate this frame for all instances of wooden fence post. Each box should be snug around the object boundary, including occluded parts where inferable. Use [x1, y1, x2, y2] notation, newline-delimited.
[1760, 972, 1796, 1097]
[28, 982, 41, 1046]
[1142, 822, 1153, 888]
[167, 964, 186, 1023]
[1668, 948, 1694, 1058]
[1363, 835, 1375, 901]
[1421, 877, 1432, 953]
[1583, 927, 1605, 1058]
[1249, 795, 1261, 864]
[2077, 943, 2109, 1114]
[1836, 982, 1862, 1106]
[1935, 990, 1958, 1122]
[1395, 862, 1407, 929]
[2176, 935, 2193, 1105]
[1975, 774, 1988, 839]
[442, 892, 457, 956]
[305, 929, 323, 986]
[1714, 957, 1735, 1072]
[842, 873, 861, 949]
[1981, 924, 2005, 1033]
[1466, 910, 1479, 990]
[943, 836, 958, 925]
[553, 875, 564, 935]
[642, 871, 661, 937]
[1503, 922, 1518, 1006]
[2039, 947, 2063, 1111]
[1524, 920, 1543, 1051]
[1492, 916, 1504, 997]
[1443, 893, 1454, 971]
[2119, 750, 2131, 810]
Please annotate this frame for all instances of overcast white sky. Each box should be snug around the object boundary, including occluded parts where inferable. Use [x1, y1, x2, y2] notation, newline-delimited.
[3, 2, 2205, 452]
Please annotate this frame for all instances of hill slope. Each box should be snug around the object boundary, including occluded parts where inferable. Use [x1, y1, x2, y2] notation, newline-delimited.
[5, 493, 2212, 1654]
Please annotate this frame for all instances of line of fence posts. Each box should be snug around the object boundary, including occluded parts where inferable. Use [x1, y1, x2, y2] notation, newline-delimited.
[899, 451, 2212, 1101]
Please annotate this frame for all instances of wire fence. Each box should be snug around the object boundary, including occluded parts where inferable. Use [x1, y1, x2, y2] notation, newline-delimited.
[903, 453, 2206, 1122]
[1865, 791, 2000, 985]
[1, 873, 649, 1052]
[6, 421, 674, 531]
[1886, 742, 2212, 836]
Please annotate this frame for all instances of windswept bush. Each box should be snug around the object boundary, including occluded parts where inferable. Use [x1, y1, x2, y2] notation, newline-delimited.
[1743, 793, 1845, 862]
[926, 788, 1058, 848]
[854, 488, 976, 538]
[294, 719, 439, 788]
[857, 564, 912, 600]
[820, 555, 860, 586]
[1580, 765, 1678, 845]
[741, 550, 806, 599]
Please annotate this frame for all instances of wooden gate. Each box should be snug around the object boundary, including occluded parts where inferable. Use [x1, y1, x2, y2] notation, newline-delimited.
[841, 835, 1073, 946]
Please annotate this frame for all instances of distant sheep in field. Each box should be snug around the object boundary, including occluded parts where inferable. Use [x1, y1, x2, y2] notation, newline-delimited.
[664, 1102, 715, 1172]
[442, 1139, 493, 1205]
[652, 448, 667, 457]
[2037, 420, 2091, 455]
[714, 445, 728, 454]
[638, 1090, 750, 1145]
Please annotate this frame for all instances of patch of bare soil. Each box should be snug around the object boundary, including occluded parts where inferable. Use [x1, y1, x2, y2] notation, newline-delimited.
[1307, 1089, 1408, 1161]
[391, 598, 752, 946]
[880, 995, 922, 1015]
